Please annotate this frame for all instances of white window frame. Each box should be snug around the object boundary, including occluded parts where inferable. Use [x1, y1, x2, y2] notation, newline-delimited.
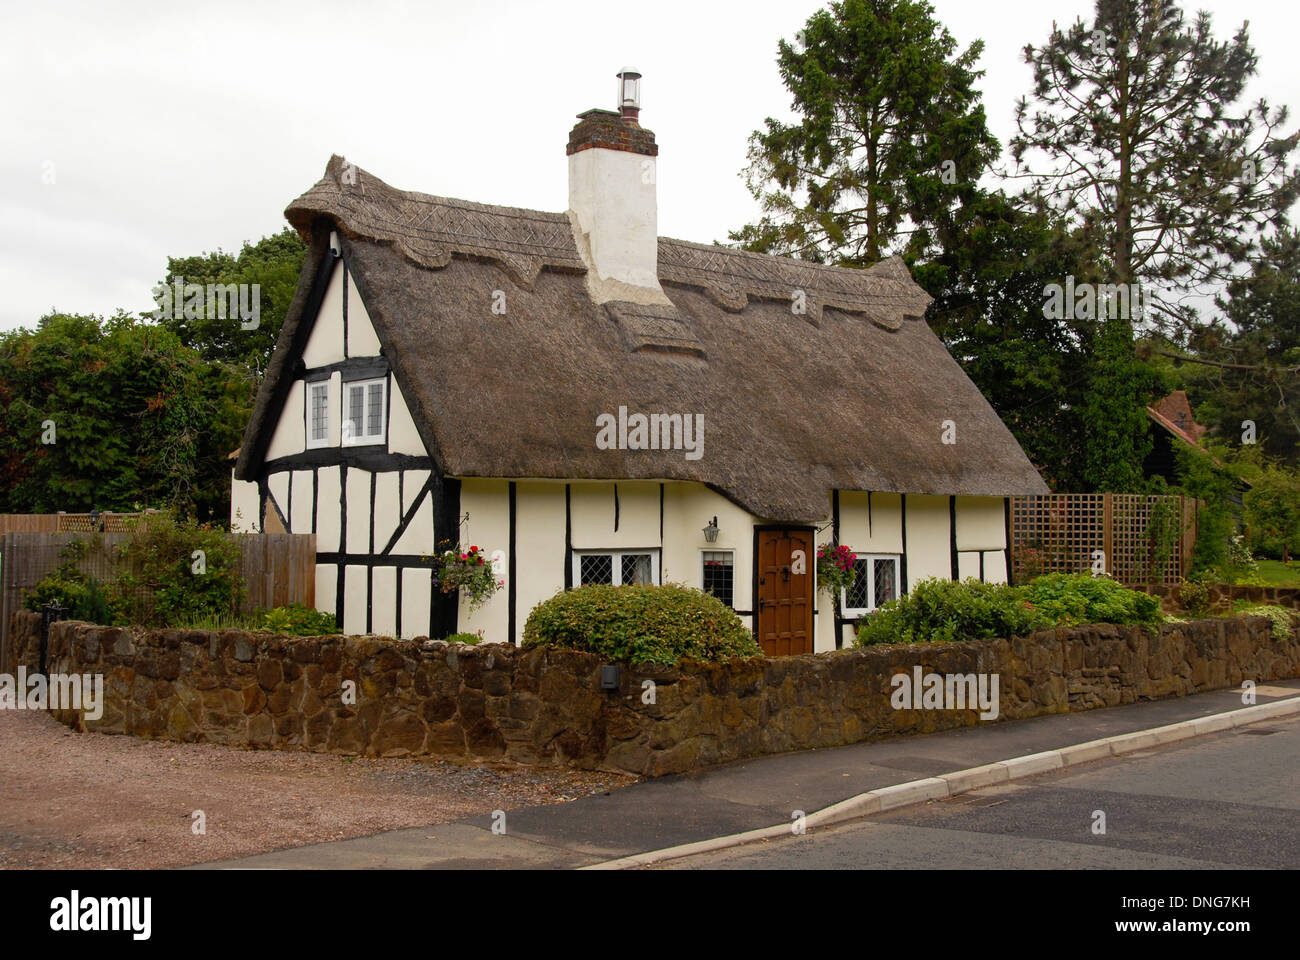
[341, 376, 386, 447]
[305, 380, 331, 449]
[840, 553, 902, 617]
[572, 549, 661, 587]
[700, 549, 736, 608]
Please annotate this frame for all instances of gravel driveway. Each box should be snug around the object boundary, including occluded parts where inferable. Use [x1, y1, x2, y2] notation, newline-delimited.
[0, 710, 634, 869]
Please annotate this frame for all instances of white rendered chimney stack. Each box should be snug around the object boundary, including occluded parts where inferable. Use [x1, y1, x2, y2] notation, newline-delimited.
[566, 68, 671, 307]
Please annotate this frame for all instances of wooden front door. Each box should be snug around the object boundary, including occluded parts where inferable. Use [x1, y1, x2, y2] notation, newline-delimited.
[755, 527, 814, 656]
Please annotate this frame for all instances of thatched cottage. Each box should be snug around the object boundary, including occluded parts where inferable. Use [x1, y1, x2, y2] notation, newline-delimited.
[231, 70, 1048, 655]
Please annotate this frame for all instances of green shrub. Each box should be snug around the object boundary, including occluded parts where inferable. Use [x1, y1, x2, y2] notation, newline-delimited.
[444, 631, 483, 645]
[854, 574, 1165, 646]
[262, 603, 339, 636]
[1018, 573, 1163, 627]
[856, 578, 1047, 646]
[1237, 604, 1297, 642]
[111, 513, 244, 627]
[24, 564, 114, 625]
[1175, 576, 1213, 618]
[523, 583, 760, 665]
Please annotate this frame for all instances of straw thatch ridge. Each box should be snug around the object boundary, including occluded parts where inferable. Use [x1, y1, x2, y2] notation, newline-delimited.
[235, 157, 1048, 522]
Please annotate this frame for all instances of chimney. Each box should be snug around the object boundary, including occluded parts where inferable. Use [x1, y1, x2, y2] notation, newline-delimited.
[566, 68, 671, 307]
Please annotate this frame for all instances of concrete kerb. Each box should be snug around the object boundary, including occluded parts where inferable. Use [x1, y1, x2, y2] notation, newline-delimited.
[582, 695, 1300, 871]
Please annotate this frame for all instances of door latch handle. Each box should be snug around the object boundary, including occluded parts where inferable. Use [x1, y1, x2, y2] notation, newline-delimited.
[781, 565, 791, 582]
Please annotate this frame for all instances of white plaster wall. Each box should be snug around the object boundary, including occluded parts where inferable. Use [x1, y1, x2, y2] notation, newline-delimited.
[403, 470, 430, 512]
[315, 564, 337, 615]
[567, 148, 669, 305]
[265, 380, 305, 461]
[343, 565, 367, 635]
[345, 468, 371, 552]
[983, 550, 1008, 585]
[267, 473, 290, 526]
[387, 379, 427, 457]
[569, 481, 660, 549]
[372, 566, 397, 637]
[958, 551, 981, 579]
[373, 472, 401, 553]
[290, 470, 314, 534]
[838, 491, 904, 553]
[347, 270, 383, 357]
[302, 263, 345, 368]
[402, 568, 432, 639]
[458, 479, 510, 643]
[905, 494, 952, 589]
[315, 466, 341, 552]
[230, 474, 260, 532]
[514, 482, 567, 645]
[390, 490, 434, 556]
[956, 496, 1006, 552]
[661, 482, 755, 619]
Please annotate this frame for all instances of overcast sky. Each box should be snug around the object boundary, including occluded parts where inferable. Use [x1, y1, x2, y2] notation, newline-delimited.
[2, 0, 1296, 332]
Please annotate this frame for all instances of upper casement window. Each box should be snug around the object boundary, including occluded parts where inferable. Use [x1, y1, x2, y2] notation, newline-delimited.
[841, 554, 901, 617]
[342, 377, 386, 446]
[306, 381, 331, 449]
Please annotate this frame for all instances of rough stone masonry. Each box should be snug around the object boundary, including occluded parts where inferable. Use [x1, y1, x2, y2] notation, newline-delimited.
[9, 610, 1299, 776]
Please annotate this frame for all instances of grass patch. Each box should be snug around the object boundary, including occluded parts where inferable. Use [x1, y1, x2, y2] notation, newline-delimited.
[1254, 559, 1300, 588]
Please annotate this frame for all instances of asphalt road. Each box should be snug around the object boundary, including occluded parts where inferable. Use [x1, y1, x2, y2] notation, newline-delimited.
[656, 714, 1300, 869]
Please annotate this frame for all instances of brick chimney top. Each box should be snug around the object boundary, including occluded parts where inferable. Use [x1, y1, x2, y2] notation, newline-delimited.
[567, 109, 657, 157]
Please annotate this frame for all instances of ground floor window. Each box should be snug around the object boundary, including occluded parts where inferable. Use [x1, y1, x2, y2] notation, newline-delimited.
[573, 549, 659, 586]
[701, 550, 735, 607]
[841, 554, 900, 616]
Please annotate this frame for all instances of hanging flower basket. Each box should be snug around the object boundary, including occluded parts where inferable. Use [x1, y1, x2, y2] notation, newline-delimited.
[435, 542, 503, 612]
[816, 543, 857, 597]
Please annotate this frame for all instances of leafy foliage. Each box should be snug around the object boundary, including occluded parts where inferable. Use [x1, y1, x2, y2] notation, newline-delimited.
[1244, 465, 1300, 562]
[1010, 0, 1299, 330]
[262, 603, 339, 636]
[0, 312, 252, 522]
[730, 0, 999, 266]
[523, 583, 760, 665]
[856, 577, 1047, 645]
[435, 542, 502, 611]
[444, 631, 483, 645]
[1019, 573, 1163, 626]
[1235, 603, 1298, 642]
[816, 543, 857, 597]
[110, 513, 245, 627]
[855, 573, 1163, 645]
[152, 228, 307, 376]
[22, 542, 114, 625]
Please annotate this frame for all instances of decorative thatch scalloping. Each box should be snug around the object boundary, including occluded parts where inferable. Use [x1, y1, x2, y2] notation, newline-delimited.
[606, 302, 705, 358]
[285, 156, 930, 325]
[287, 156, 583, 291]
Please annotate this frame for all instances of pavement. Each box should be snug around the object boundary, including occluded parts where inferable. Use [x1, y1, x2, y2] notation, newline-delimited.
[655, 712, 1300, 869]
[196, 679, 1300, 869]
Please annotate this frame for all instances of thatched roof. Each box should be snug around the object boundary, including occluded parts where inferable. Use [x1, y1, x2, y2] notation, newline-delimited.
[236, 156, 1048, 522]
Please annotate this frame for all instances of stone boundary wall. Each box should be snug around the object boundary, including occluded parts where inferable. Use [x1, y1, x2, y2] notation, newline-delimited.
[1144, 584, 1300, 614]
[8, 610, 1300, 776]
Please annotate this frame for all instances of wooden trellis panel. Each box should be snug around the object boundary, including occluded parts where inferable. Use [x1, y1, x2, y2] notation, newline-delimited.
[1011, 493, 1196, 587]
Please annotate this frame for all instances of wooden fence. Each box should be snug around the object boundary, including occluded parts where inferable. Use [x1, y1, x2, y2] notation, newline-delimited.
[0, 532, 315, 674]
[1010, 493, 1197, 587]
[0, 512, 154, 535]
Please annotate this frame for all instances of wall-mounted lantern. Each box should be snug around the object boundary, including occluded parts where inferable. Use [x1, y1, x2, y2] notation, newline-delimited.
[703, 516, 720, 543]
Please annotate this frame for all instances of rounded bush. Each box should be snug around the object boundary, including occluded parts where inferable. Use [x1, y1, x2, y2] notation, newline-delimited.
[522, 583, 760, 665]
[856, 577, 1045, 646]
